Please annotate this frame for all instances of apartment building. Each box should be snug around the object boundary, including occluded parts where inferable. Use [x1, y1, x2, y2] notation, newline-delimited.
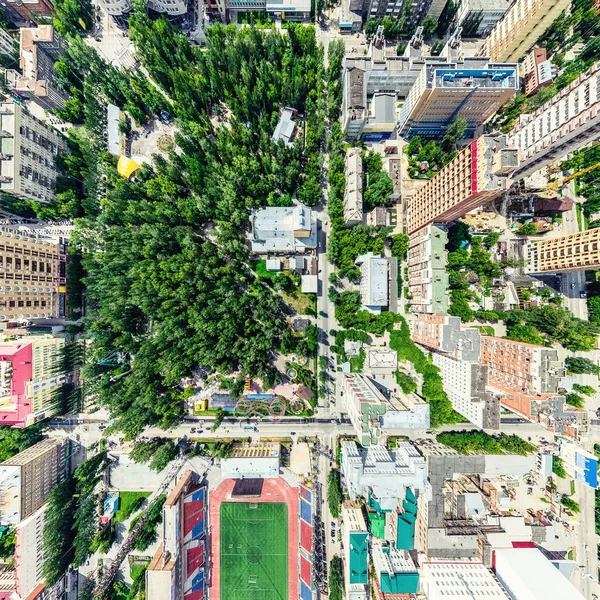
[341, 374, 386, 447]
[344, 148, 363, 225]
[456, 0, 510, 36]
[522, 48, 554, 96]
[0, 438, 67, 525]
[15, 26, 69, 112]
[432, 353, 499, 429]
[407, 224, 449, 315]
[409, 314, 481, 360]
[342, 501, 369, 600]
[0, 227, 65, 323]
[527, 228, 600, 273]
[508, 61, 600, 180]
[407, 135, 519, 234]
[1, 0, 54, 22]
[0, 335, 66, 428]
[0, 28, 16, 60]
[0, 102, 68, 203]
[397, 59, 519, 139]
[14, 504, 47, 599]
[481, 0, 571, 63]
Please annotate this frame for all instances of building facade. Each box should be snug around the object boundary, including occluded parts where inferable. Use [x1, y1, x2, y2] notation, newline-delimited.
[0, 227, 66, 323]
[397, 60, 519, 139]
[407, 224, 449, 315]
[0, 28, 16, 60]
[481, 0, 571, 63]
[1, 0, 54, 22]
[16, 26, 69, 112]
[527, 228, 600, 273]
[407, 136, 519, 234]
[0, 438, 67, 525]
[344, 148, 363, 225]
[14, 504, 47, 599]
[508, 61, 600, 180]
[0, 102, 68, 204]
[522, 48, 553, 96]
[456, 0, 510, 36]
[409, 314, 481, 360]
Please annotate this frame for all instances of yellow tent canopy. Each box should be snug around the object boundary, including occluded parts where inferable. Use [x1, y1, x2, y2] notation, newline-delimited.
[117, 155, 141, 179]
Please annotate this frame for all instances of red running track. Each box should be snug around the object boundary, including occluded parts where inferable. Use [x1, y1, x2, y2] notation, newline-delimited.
[208, 478, 299, 600]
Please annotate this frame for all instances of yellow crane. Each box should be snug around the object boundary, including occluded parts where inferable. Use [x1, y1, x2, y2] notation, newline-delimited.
[546, 161, 600, 190]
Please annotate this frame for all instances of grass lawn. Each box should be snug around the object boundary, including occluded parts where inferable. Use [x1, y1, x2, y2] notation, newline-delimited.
[282, 289, 312, 314]
[130, 561, 150, 581]
[250, 259, 278, 280]
[220, 502, 288, 600]
[114, 492, 151, 523]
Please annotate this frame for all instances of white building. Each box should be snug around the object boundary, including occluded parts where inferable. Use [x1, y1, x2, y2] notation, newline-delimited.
[220, 443, 280, 479]
[250, 206, 317, 254]
[407, 224, 449, 315]
[371, 542, 419, 595]
[341, 441, 427, 510]
[509, 61, 600, 180]
[421, 561, 510, 600]
[432, 352, 500, 430]
[341, 502, 369, 600]
[494, 548, 585, 600]
[14, 504, 47, 599]
[341, 374, 386, 447]
[356, 253, 389, 314]
[364, 347, 397, 375]
[272, 107, 298, 146]
[0, 28, 15, 58]
[344, 148, 363, 225]
[456, 0, 510, 36]
[0, 101, 68, 203]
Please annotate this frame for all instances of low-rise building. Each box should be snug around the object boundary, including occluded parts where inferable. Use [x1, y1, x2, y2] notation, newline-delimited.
[409, 314, 480, 360]
[341, 374, 386, 447]
[364, 347, 397, 375]
[0, 335, 66, 428]
[341, 441, 427, 510]
[146, 470, 208, 600]
[220, 442, 280, 479]
[16, 26, 69, 112]
[371, 542, 419, 598]
[456, 0, 510, 36]
[522, 48, 554, 96]
[407, 224, 449, 314]
[421, 560, 510, 600]
[344, 148, 363, 225]
[0, 438, 67, 525]
[356, 253, 389, 314]
[341, 502, 369, 600]
[272, 107, 298, 146]
[250, 206, 317, 254]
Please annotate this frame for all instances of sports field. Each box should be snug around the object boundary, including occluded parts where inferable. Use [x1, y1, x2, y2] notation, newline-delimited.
[220, 502, 288, 600]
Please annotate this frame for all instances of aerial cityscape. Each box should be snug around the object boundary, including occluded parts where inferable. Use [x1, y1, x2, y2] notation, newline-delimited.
[0, 0, 597, 599]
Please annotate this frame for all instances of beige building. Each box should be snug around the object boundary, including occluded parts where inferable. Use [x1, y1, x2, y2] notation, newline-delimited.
[408, 136, 518, 234]
[0, 227, 64, 322]
[14, 504, 47, 599]
[0, 101, 68, 203]
[344, 148, 363, 225]
[482, 0, 571, 63]
[527, 228, 600, 273]
[0, 438, 67, 525]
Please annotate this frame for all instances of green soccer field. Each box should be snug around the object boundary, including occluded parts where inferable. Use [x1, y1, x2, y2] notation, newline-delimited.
[220, 502, 288, 600]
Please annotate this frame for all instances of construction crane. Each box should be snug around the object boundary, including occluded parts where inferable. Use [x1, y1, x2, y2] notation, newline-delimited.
[546, 161, 600, 190]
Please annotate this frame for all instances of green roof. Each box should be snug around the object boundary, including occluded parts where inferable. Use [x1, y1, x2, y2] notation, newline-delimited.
[396, 488, 417, 550]
[349, 531, 369, 584]
[368, 512, 386, 540]
[380, 572, 419, 594]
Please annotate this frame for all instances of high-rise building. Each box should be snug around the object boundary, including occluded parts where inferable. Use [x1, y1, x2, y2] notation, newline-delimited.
[341, 374, 386, 447]
[342, 501, 369, 600]
[508, 61, 600, 180]
[407, 136, 518, 234]
[432, 353, 499, 429]
[455, 0, 510, 36]
[481, 0, 571, 63]
[480, 336, 564, 396]
[0, 102, 69, 203]
[344, 148, 363, 225]
[0, 438, 68, 525]
[409, 314, 480, 359]
[14, 504, 47, 599]
[15, 26, 69, 112]
[407, 224, 449, 315]
[397, 60, 519, 139]
[0, 335, 66, 428]
[0, 227, 66, 323]
[527, 228, 600, 273]
[371, 541, 419, 598]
